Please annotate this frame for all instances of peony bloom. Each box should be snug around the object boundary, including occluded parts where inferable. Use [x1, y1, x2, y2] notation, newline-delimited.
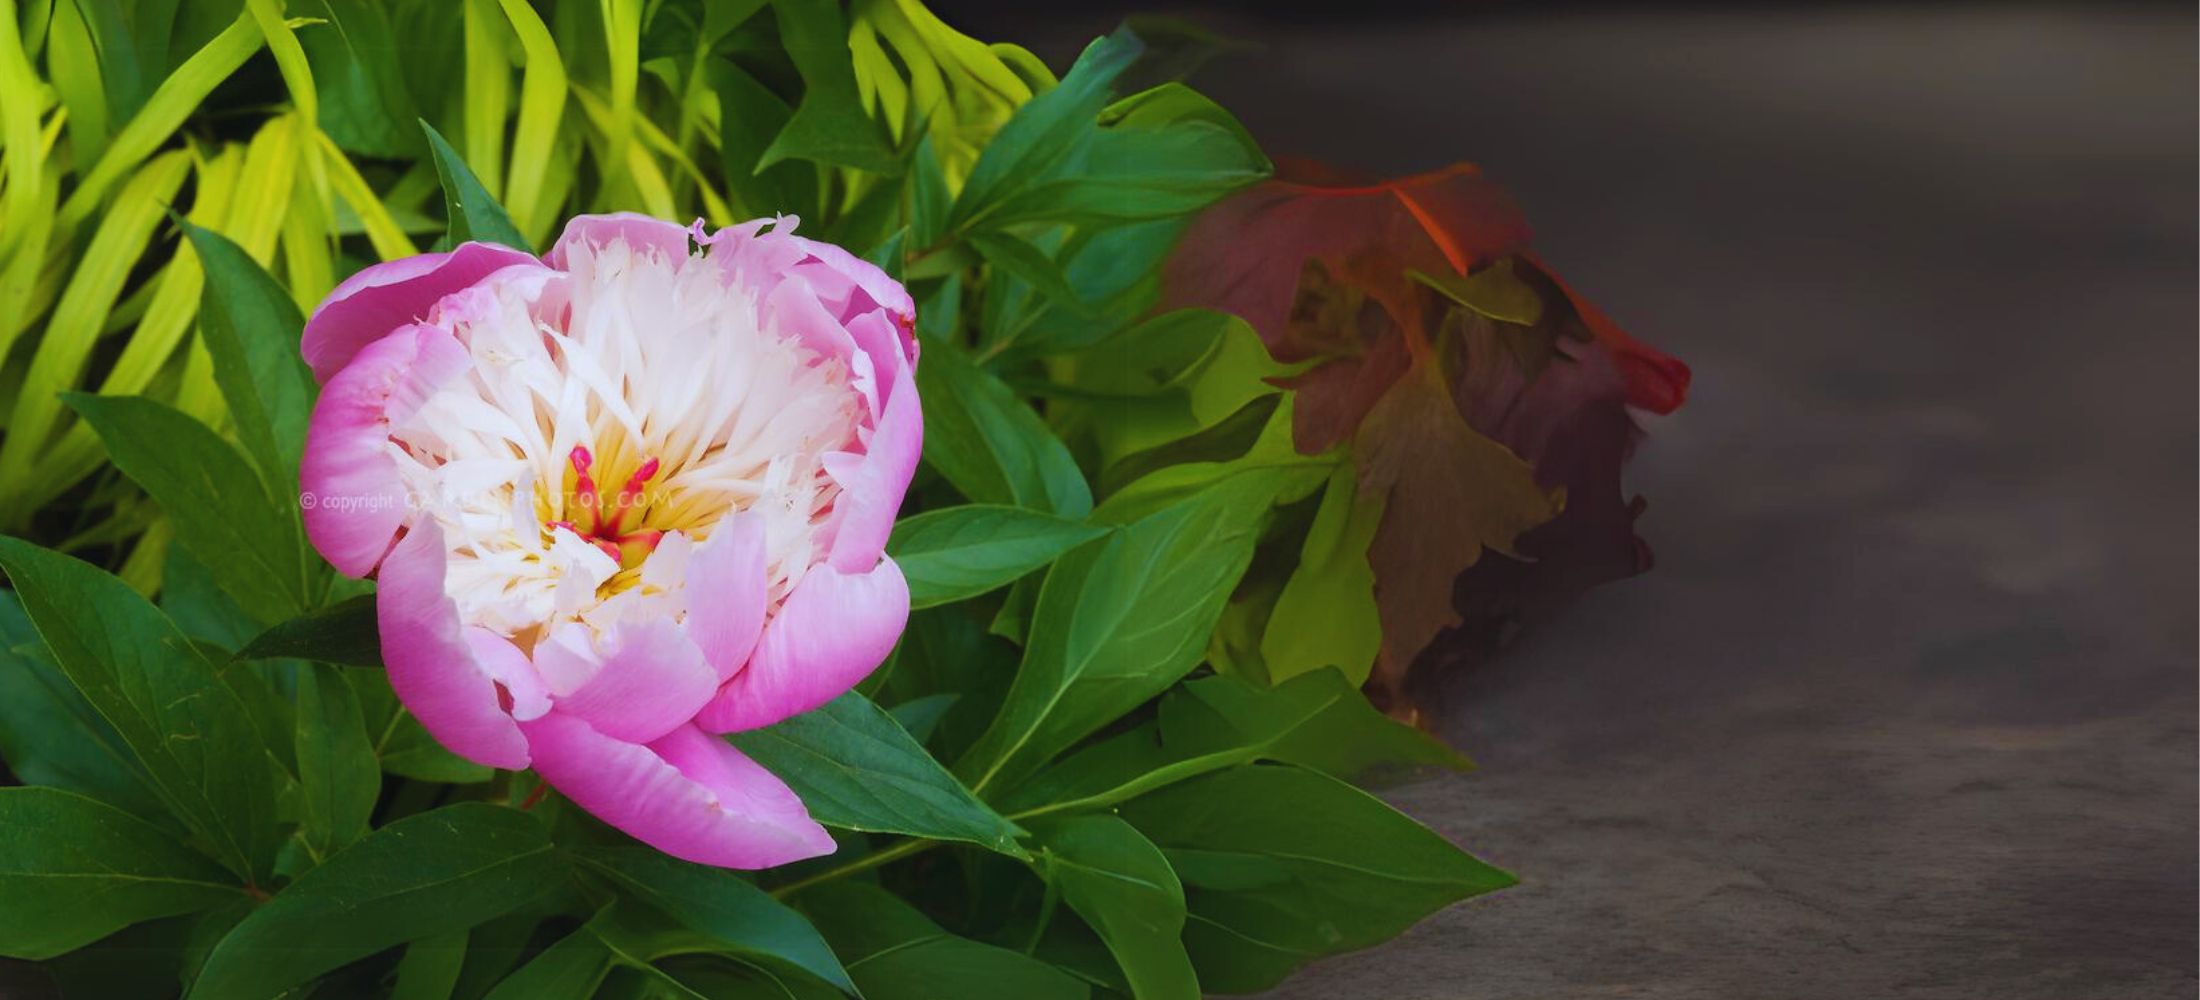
[298, 213, 919, 868]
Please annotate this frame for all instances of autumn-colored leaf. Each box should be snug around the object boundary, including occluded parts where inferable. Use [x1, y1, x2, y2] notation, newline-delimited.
[1164, 157, 1690, 718]
[1356, 361, 1561, 704]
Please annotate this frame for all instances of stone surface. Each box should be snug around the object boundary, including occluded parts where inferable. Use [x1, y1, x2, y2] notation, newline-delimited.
[976, 3, 2198, 996]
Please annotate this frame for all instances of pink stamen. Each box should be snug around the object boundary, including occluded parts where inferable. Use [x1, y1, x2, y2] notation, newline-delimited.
[569, 445, 602, 532]
[603, 457, 661, 535]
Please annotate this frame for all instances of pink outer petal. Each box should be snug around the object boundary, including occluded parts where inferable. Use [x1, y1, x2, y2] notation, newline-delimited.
[377, 522, 532, 769]
[521, 715, 835, 869]
[686, 513, 769, 681]
[301, 325, 471, 577]
[788, 235, 915, 324]
[821, 338, 921, 572]
[544, 618, 719, 744]
[302, 242, 537, 382]
[695, 556, 909, 734]
[544, 212, 696, 269]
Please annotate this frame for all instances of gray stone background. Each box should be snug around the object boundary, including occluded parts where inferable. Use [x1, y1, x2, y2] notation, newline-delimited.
[960, 3, 2199, 997]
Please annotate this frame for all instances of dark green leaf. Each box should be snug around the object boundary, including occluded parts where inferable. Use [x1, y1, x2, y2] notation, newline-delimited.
[710, 58, 818, 219]
[1119, 765, 1516, 993]
[909, 134, 950, 250]
[422, 119, 530, 251]
[0, 592, 167, 819]
[888, 505, 1108, 609]
[955, 474, 1279, 795]
[296, 663, 377, 857]
[0, 538, 280, 883]
[573, 847, 853, 995]
[759, 1, 897, 173]
[1003, 668, 1463, 817]
[189, 803, 558, 1000]
[161, 546, 261, 651]
[795, 882, 1089, 1000]
[298, 0, 425, 157]
[730, 692, 1025, 856]
[0, 787, 242, 960]
[65, 394, 316, 625]
[970, 230, 1087, 314]
[1031, 815, 1197, 1000]
[916, 343, 1091, 517]
[951, 28, 1142, 231]
[179, 220, 320, 504]
[234, 594, 381, 667]
[391, 931, 469, 1000]
[481, 922, 616, 1000]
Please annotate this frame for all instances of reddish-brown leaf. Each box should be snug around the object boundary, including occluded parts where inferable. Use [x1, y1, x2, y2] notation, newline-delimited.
[1163, 158, 1690, 718]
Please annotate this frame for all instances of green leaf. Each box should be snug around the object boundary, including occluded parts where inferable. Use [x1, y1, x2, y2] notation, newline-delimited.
[0, 787, 242, 960]
[950, 28, 1142, 231]
[189, 803, 558, 1000]
[0, 538, 280, 884]
[916, 343, 1091, 517]
[980, 86, 1269, 228]
[295, 663, 377, 858]
[888, 505, 1108, 609]
[391, 932, 469, 1000]
[481, 920, 616, 1000]
[422, 119, 530, 250]
[161, 547, 262, 651]
[0, 592, 168, 819]
[709, 58, 817, 219]
[969, 230, 1087, 314]
[1031, 815, 1197, 1000]
[729, 692, 1025, 857]
[1260, 462, 1385, 685]
[956, 474, 1278, 795]
[760, 0, 898, 174]
[1410, 258, 1543, 326]
[348, 667, 492, 784]
[909, 133, 951, 249]
[572, 847, 854, 995]
[1119, 765, 1516, 993]
[234, 594, 381, 667]
[297, 0, 426, 158]
[178, 219, 321, 503]
[1003, 668, 1463, 818]
[796, 882, 1089, 1000]
[64, 394, 317, 625]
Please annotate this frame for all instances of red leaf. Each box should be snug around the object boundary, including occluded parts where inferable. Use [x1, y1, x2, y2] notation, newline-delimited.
[1163, 158, 1691, 718]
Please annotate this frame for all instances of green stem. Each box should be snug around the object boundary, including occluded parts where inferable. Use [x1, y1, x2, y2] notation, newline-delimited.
[768, 836, 940, 900]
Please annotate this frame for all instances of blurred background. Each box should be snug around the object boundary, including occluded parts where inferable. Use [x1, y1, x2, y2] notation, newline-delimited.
[935, 1, 2198, 996]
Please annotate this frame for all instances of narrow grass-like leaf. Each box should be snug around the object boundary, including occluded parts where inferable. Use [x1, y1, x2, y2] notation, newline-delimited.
[0, 150, 190, 520]
[58, 9, 260, 230]
[494, 0, 568, 243]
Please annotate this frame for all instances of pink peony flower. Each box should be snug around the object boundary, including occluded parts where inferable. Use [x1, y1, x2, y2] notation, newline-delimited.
[298, 213, 920, 868]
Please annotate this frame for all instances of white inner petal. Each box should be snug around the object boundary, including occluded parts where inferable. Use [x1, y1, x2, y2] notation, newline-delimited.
[386, 236, 862, 650]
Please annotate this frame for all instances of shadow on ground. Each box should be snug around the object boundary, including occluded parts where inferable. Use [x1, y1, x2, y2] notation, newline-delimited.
[969, 3, 2198, 996]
